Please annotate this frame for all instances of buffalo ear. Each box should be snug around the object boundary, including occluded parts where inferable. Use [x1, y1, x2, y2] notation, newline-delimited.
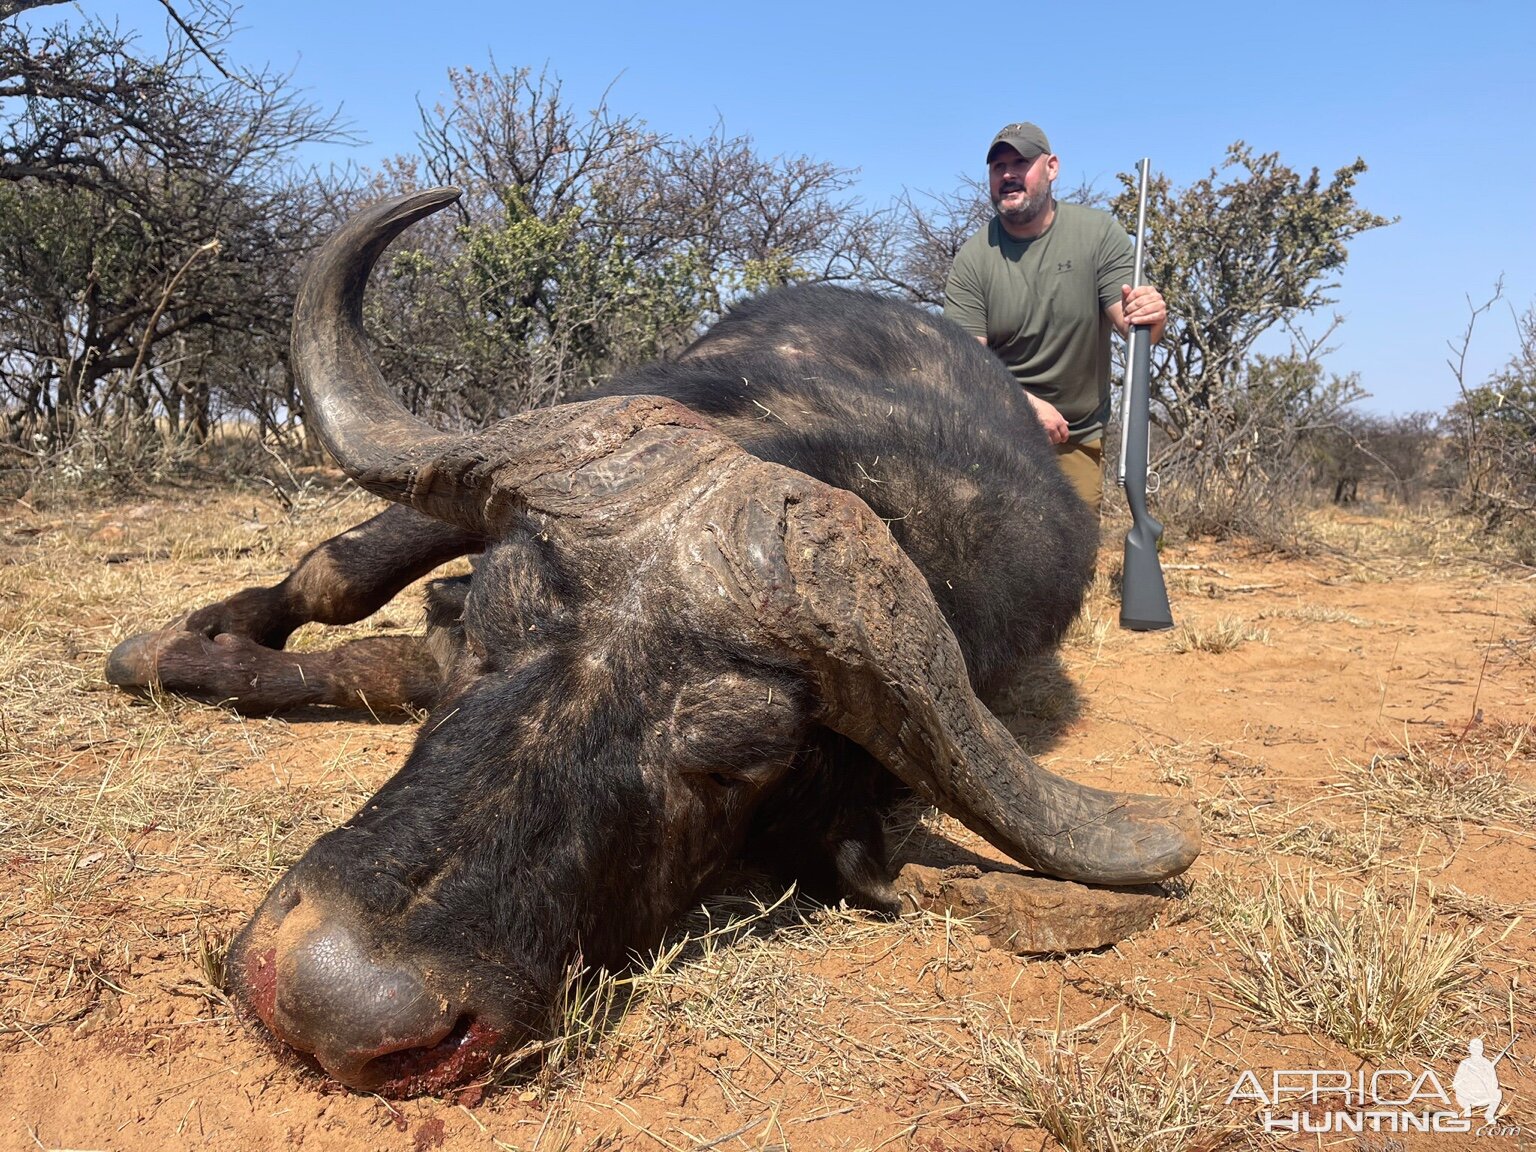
[727, 480, 1199, 886]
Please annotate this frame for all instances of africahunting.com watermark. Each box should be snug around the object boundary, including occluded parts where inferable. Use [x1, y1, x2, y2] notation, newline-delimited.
[1228, 1038, 1521, 1136]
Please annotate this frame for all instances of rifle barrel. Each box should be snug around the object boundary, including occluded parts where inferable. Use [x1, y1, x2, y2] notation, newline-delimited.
[1117, 157, 1173, 632]
[1118, 159, 1151, 486]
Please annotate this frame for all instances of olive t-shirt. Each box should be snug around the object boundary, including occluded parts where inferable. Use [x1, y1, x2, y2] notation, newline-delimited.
[943, 202, 1133, 444]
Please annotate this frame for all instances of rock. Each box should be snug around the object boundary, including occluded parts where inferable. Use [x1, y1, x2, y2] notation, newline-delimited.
[893, 862, 1174, 954]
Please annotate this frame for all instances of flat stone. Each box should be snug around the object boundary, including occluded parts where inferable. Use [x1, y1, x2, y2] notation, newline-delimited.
[893, 862, 1174, 954]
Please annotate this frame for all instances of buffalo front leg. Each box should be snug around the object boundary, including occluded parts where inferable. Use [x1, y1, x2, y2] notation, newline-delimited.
[106, 631, 442, 714]
[106, 504, 480, 713]
[183, 503, 483, 647]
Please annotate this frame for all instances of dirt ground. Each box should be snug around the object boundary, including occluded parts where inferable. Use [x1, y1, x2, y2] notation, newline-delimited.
[2, 487, 1533, 1152]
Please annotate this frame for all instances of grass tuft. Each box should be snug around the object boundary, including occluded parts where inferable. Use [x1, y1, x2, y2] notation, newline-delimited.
[1170, 616, 1269, 654]
[1065, 566, 1117, 659]
[1257, 605, 1370, 627]
[1336, 735, 1536, 827]
[1219, 873, 1483, 1060]
[977, 1016, 1246, 1152]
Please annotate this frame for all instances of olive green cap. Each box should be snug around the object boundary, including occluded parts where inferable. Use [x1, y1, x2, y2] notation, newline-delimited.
[986, 122, 1051, 163]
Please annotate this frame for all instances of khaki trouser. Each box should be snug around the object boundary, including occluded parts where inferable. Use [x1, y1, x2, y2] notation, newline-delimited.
[1055, 438, 1104, 517]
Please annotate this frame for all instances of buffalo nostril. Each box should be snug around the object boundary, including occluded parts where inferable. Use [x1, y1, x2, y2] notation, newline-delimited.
[269, 903, 459, 1087]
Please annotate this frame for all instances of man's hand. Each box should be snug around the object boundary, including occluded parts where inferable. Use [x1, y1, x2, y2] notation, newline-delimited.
[1024, 391, 1070, 445]
[973, 334, 1069, 444]
[1114, 284, 1167, 343]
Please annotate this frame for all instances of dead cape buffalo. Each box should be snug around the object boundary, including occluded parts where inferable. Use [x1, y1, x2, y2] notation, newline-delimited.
[106, 188, 1199, 1096]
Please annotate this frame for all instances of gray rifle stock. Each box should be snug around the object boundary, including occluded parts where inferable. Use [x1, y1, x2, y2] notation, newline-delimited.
[1117, 158, 1173, 631]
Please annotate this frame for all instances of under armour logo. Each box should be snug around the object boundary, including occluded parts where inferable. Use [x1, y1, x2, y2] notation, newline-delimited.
[1057, 260, 1072, 273]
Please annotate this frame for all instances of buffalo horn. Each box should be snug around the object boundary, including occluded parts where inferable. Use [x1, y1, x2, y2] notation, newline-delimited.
[724, 482, 1200, 885]
[292, 189, 727, 539]
[291, 188, 467, 513]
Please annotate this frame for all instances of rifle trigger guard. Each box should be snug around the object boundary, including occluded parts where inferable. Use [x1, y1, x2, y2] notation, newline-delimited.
[1147, 470, 1162, 495]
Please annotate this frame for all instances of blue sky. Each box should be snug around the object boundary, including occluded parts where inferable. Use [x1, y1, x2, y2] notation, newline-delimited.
[50, 0, 1536, 415]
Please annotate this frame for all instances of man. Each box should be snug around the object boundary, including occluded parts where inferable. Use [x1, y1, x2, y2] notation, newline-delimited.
[944, 122, 1167, 515]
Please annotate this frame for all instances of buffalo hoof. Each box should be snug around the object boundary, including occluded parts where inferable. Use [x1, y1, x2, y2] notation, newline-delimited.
[104, 625, 277, 704]
[105, 626, 190, 691]
[893, 862, 1177, 953]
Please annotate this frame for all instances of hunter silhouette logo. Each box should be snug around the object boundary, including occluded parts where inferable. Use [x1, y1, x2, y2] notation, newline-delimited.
[1452, 1038, 1505, 1123]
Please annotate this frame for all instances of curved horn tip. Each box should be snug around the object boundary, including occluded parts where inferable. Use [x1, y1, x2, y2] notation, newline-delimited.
[330, 188, 464, 244]
[374, 186, 463, 230]
[413, 186, 463, 210]
[1098, 795, 1202, 885]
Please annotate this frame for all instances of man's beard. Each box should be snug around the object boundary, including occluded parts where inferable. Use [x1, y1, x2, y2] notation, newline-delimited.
[993, 181, 1052, 229]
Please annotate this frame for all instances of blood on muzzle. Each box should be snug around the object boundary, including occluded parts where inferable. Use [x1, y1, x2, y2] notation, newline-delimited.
[227, 891, 509, 1095]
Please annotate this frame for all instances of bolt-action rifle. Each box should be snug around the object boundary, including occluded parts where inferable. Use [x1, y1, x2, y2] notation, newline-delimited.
[1116, 158, 1174, 631]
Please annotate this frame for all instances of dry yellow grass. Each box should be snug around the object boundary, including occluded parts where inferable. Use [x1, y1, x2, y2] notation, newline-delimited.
[1215, 873, 1485, 1061]
[1336, 730, 1536, 827]
[975, 1014, 1249, 1152]
[1255, 604, 1370, 627]
[1169, 615, 1270, 654]
[1300, 504, 1526, 575]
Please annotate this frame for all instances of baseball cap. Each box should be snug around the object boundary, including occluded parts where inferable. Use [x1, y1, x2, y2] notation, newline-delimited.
[986, 122, 1051, 163]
